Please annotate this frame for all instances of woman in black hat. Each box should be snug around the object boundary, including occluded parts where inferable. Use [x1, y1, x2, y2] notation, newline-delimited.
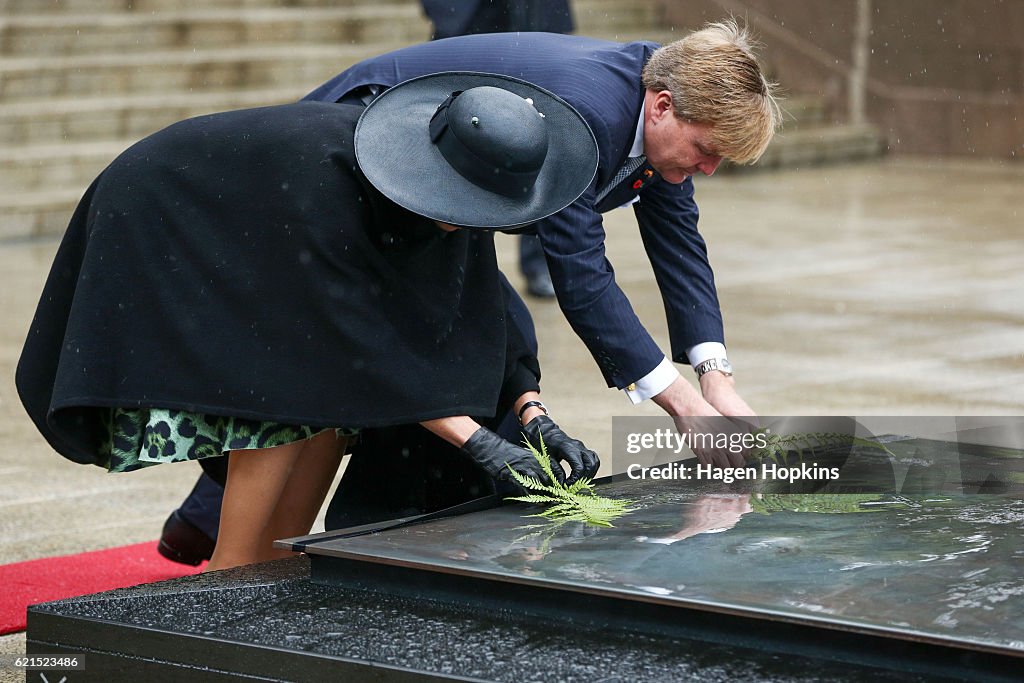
[16, 73, 600, 570]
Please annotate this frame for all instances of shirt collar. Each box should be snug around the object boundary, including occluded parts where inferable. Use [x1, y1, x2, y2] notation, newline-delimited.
[628, 101, 645, 157]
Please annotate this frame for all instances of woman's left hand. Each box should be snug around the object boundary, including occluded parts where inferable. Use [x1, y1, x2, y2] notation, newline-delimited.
[522, 416, 600, 485]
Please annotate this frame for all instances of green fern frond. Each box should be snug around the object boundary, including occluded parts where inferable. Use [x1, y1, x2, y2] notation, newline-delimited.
[566, 478, 594, 495]
[523, 430, 561, 485]
[535, 502, 579, 516]
[506, 468, 563, 497]
[503, 435, 634, 527]
[506, 494, 562, 505]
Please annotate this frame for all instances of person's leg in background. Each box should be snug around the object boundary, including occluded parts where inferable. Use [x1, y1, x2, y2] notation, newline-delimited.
[519, 233, 555, 299]
[158, 472, 222, 565]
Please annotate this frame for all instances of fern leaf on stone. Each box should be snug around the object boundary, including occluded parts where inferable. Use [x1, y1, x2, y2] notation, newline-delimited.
[504, 437, 634, 527]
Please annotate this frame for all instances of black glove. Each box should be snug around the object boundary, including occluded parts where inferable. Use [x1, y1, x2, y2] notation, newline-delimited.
[460, 427, 556, 487]
[523, 415, 600, 485]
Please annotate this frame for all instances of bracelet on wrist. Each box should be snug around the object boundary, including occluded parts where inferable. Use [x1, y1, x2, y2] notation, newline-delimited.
[517, 400, 548, 423]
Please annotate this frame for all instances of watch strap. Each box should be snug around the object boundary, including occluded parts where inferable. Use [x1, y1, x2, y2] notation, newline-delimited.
[517, 400, 548, 422]
[695, 358, 733, 378]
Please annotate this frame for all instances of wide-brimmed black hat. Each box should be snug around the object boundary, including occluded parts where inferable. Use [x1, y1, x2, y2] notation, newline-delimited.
[355, 72, 598, 229]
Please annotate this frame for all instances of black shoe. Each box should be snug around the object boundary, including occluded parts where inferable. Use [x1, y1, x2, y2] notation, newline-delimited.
[526, 271, 556, 299]
[158, 510, 216, 566]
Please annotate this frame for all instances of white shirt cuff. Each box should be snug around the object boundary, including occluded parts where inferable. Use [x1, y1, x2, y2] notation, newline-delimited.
[623, 357, 680, 405]
[686, 342, 728, 370]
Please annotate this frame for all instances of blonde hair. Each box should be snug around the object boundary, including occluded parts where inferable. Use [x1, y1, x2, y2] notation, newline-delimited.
[641, 19, 781, 164]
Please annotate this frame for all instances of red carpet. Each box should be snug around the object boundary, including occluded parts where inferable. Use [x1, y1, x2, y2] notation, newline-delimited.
[0, 541, 203, 635]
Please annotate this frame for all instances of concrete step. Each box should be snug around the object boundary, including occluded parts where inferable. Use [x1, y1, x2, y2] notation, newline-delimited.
[574, 0, 663, 37]
[0, 26, 678, 144]
[0, 0, 411, 13]
[0, 86, 306, 146]
[0, 43, 830, 144]
[0, 5, 430, 57]
[0, 23, 669, 102]
[2, 138, 135, 192]
[781, 96, 828, 129]
[0, 188, 83, 242]
[0, 42, 406, 100]
[0, 0, 656, 21]
[733, 123, 887, 172]
[0, 0, 656, 58]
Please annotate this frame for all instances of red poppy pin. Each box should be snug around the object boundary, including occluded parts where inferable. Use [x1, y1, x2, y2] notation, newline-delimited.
[632, 179, 643, 189]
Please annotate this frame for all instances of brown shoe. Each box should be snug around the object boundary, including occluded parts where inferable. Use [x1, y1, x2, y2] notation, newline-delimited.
[158, 510, 215, 566]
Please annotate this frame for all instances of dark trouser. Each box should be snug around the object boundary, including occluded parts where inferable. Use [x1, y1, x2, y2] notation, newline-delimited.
[177, 472, 224, 540]
[519, 233, 549, 278]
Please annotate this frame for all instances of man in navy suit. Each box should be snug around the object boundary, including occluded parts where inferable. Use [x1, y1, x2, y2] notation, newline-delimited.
[305, 21, 781, 434]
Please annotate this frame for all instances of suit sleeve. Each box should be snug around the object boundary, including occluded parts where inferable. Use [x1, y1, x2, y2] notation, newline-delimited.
[536, 185, 665, 389]
[633, 177, 724, 365]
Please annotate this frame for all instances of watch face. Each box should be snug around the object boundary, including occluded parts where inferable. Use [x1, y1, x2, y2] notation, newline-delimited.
[720, 359, 733, 373]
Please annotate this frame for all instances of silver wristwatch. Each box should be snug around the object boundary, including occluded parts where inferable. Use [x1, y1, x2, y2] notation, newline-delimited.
[695, 358, 733, 379]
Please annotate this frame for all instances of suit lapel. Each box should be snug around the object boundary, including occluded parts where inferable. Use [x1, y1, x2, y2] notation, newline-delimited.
[595, 159, 658, 213]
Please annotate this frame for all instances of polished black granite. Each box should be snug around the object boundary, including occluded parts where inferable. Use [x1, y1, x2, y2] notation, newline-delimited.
[29, 556, 960, 682]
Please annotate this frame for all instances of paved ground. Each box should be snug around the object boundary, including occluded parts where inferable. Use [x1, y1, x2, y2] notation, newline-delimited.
[2, 157, 1023, 672]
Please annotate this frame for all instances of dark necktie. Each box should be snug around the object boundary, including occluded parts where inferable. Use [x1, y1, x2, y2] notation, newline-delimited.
[595, 154, 647, 205]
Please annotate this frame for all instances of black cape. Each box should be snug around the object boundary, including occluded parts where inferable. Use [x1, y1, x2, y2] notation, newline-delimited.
[17, 102, 514, 466]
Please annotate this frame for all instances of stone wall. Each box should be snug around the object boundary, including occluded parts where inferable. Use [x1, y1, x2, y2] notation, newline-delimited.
[653, 0, 1024, 159]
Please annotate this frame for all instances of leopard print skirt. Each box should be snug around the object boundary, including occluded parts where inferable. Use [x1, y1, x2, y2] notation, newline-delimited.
[100, 408, 359, 473]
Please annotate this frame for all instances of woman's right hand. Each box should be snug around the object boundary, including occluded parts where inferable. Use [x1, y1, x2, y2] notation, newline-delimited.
[460, 426, 558, 486]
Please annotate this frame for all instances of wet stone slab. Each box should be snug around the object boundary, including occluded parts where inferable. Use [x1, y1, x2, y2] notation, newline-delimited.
[25, 436, 1023, 681]
[28, 557, 949, 683]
